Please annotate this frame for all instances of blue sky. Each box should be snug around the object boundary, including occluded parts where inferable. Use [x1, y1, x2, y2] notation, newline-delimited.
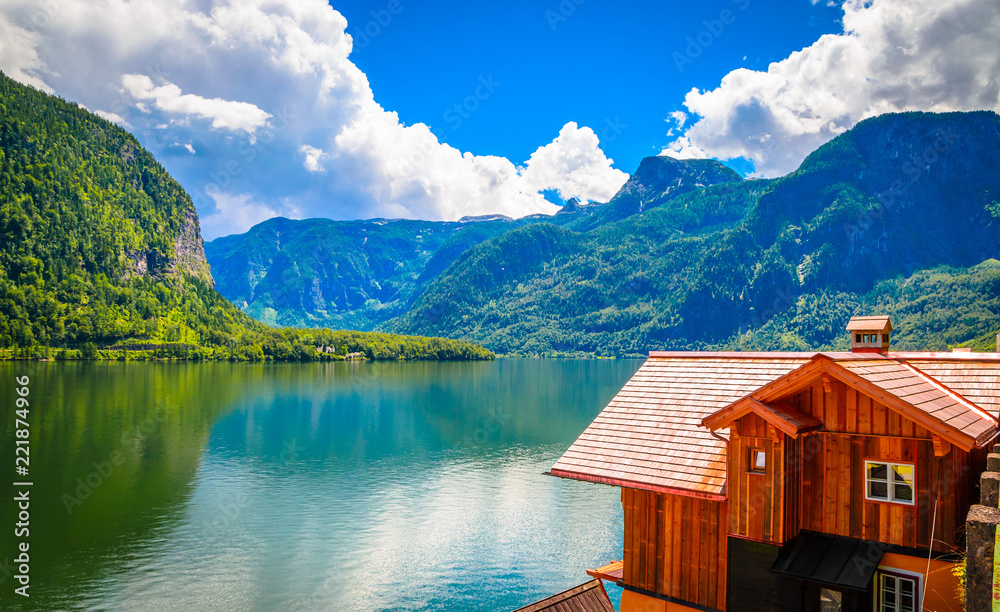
[0, 0, 997, 238]
[335, 0, 843, 174]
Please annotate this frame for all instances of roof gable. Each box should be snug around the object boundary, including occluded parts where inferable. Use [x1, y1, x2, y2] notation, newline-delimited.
[708, 355, 998, 451]
[552, 351, 1000, 497]
[703, 396, 823, 438]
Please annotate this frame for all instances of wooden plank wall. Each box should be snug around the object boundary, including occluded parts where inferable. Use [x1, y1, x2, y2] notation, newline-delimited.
[622, 488, 727, 609]
[728, 413, 785, 543]
[727, 380, 979, 551]
[797, 433, 971, 550]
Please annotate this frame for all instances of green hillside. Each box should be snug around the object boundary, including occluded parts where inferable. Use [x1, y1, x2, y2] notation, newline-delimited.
[384, 111, 1000, 355]
[0, 71, 493, 361]
[204, 157, 745, 332]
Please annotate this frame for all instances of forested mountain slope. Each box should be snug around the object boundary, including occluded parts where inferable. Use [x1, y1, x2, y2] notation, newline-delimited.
[384, 111, 1000, 355]
[0, 71, 493, 361]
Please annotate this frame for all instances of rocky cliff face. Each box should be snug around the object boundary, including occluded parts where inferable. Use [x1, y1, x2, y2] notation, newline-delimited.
[172, 209, 214, 287]
[123, 197, 214, 287]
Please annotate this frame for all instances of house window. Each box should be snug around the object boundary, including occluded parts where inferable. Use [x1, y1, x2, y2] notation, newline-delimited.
[877, 570, 918, 612]
[819, 588, 842, 611]
[856, 333, 862, 343]
[748, 448, 766, 474]
[882, 333, 889, 343]
[863, 333, 871, 342]
[865, 461, 915, 505]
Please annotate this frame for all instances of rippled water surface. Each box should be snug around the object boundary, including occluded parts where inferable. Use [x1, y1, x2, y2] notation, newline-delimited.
[0, 359, 641, 611]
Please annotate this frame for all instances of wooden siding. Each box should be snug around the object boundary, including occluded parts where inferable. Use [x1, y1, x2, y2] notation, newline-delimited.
[728, 413, 785, 542]
[728, 380, 981, 550]
[622, 488, 727, 609]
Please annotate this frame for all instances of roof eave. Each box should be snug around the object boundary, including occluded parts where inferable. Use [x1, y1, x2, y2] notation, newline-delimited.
[547, 468, 727, 502]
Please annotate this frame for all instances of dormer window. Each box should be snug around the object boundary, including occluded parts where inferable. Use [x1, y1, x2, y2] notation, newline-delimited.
[749, 448, 766, 474]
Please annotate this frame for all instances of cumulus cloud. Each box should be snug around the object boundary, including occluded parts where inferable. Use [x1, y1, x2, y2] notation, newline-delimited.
[664, 0, 1000, 177]
[299, 145, 326, 173]
[94, 109, 131, 128]
[121, 74, 271, 134]
[199, 188, 301, 239]
[0, 0, 628, 238]
[519, 122, 630, 203]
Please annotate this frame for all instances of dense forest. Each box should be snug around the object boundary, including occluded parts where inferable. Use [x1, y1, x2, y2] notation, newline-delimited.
[0, 71, 493, 361]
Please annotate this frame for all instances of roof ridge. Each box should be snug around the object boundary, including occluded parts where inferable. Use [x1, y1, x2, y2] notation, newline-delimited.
[894, 358, 998, 425]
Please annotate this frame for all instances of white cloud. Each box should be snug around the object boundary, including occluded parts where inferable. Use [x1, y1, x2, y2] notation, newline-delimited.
[94, 109, 131, 128]
[299, 145, 325, 173]
[519, 122, 629, 203]
[199, 188, 300, 239]
[661, 136, 709, 161]
[0, 13, 49, 92]
[665, 0, 1000, 177]
[0, 0, 626, 237]
[121, 74, 271, 134]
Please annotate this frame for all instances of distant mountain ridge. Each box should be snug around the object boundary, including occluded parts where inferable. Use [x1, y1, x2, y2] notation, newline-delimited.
[206, 110, 1000, 355]
[206, 155, 745, 331]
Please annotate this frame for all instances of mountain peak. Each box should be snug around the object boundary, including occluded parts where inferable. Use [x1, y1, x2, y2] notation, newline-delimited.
[611, 155, 742, 202]
[570, 155, 743, 230]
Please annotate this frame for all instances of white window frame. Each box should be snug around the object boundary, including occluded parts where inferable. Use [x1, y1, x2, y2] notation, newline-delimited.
[873, 566, 922, 612]
[864, 460, 915, 506]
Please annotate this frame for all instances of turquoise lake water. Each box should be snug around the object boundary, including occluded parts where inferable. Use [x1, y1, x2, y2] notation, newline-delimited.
[0, 359, 642, 611]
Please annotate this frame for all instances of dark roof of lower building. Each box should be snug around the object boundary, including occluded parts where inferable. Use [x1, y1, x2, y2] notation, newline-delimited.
[770, 530, 884, 590]
[512, 579, 615, 612]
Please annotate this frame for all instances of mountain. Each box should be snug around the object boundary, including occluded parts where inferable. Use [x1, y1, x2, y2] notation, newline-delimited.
[205, 110, 1000, 357]
[566, 155, 743, 230]
[383, 111, 1000, 355]
[205, 214, 558, 330]
[205, 156, 744, 331]
[0, 71, 493, 361]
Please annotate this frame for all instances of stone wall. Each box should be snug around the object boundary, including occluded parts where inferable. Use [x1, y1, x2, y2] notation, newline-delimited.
[966, 446, 1000, 611]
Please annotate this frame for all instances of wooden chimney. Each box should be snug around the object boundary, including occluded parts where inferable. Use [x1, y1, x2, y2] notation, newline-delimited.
[847, 315, 892, 353]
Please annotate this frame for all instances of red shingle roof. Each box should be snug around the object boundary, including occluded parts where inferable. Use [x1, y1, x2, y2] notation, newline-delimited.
[837, 358, 997, 445]
[553, 351, 1000, 498]
[909, 360, 1000, 415]
[550, 357, 810, 498]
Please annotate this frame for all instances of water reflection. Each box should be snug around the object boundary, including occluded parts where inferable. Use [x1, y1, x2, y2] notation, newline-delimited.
[0, 359, 641, 611]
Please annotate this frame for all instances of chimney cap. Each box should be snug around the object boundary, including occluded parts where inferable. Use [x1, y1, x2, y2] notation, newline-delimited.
[846, 315, 893, 332]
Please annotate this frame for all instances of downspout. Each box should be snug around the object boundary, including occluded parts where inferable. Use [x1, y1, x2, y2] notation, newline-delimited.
[711, 430, 730, 499]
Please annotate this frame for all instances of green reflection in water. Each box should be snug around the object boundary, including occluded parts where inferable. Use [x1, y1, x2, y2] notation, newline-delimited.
[0, 359, 642, 611]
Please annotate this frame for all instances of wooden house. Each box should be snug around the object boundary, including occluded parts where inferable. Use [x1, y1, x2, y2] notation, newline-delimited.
[551, 316, 1000, 611]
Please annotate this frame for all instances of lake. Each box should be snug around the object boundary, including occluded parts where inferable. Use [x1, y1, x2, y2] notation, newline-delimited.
[0, 359, 642, 611]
